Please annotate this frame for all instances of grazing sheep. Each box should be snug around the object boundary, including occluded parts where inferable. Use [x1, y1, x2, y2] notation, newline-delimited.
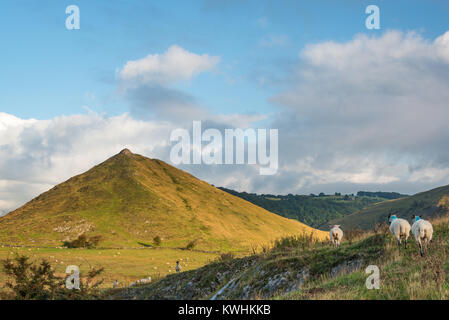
[329, 225, 343, 248]
[138, 276, 152, 284]
[176, 260, 182, 273]
[129, 276, 151, 287]
[411, 215, 433, 257]
[388, 214, 411, 249]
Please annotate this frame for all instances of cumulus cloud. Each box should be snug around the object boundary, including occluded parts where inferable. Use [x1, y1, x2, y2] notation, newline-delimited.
[118, 45, 220, 87]
[116, 45, 221, 122]
[266, 30, 449, 194]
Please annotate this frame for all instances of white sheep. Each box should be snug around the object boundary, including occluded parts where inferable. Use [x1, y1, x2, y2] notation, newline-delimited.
[176, 260, 182, 273]
[411, 215, 433, 257]
[388, 214, 411, 248]
[329, 225, 343, 248]
[129, 276, 151, 287]
[136, 276, 152, 284]
[113, 279, 118, 288]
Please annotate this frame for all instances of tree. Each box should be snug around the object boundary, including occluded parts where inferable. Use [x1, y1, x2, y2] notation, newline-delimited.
[153, 236, 162, 246]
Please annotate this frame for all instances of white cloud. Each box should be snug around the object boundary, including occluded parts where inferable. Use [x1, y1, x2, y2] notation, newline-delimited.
[118, 45, 220, 87]
[268, 30, 449, 193]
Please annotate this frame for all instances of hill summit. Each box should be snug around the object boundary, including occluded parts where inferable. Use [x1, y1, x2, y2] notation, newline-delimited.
[0, 149, 326, 250]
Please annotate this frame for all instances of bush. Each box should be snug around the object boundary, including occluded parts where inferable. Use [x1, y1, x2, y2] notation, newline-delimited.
[185, 240, 198, 250]
[88, 235, 102, 247]
[273, 232, 319, 251]
[0, 255, 104, 300]
[217, 252, 235, 261]
[63, 234, 102, 248]
[153, 236, 161, 246]
[344, 228, 366, 244]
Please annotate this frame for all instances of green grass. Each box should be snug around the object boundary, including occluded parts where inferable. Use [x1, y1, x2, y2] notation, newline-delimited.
[0, 246, 220, 290]
[114, 216, 449, 300]
[278, 216, 449, 300]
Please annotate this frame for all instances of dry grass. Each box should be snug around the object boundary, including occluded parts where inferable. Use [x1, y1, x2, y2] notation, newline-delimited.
[0, 246, 220, 291]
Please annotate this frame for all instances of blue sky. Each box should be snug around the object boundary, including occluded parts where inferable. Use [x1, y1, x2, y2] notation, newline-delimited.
[1, 0, 448, 119]
[1, 1, 449, 212]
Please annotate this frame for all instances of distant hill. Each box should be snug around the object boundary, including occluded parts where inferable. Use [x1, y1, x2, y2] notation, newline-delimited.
[356, 191, 408, 199]
[218, 187, 398, 229]
[0, 149, 326, 250]
[330, 185, 449, 230]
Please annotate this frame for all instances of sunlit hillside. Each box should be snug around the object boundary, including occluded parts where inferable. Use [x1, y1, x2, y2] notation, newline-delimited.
[0, 149, 327, 251]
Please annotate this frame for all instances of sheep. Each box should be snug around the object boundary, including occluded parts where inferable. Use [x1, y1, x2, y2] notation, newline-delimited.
[329, 225, 343, 248]
[411, 215, 433, 257]
[137, 276, 152, 284]
[113, 279, 118, 288]
[176, 260, 182, 273]
[129, 276, 151, 287]
[388, 214, 411, 249]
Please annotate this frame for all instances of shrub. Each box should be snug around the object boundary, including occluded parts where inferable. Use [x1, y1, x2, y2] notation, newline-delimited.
[344, 228, 366, 244]
[373, 222, 389, 234]
[185, 240, 198, 250]
[0, 255, 104, 300]
[88, 235, 102, 248]
[217, 252, 235, 261]
[273, 232, 319, 251]
[63, 234, 102, 249]
[153, 236, 162, 246]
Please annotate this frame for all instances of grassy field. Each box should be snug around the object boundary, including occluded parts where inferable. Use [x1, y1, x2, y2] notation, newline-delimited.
[0, 246, 220, 290]
[279, 216, 449, 299]
[115, 216, 449, 300]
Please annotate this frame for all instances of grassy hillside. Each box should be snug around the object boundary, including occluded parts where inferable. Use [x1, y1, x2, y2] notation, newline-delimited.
[219, 187, 397, 229]
[329, 185, 449, 230]
[0, 149, 326, 251]
[112, 216, 449, 300]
